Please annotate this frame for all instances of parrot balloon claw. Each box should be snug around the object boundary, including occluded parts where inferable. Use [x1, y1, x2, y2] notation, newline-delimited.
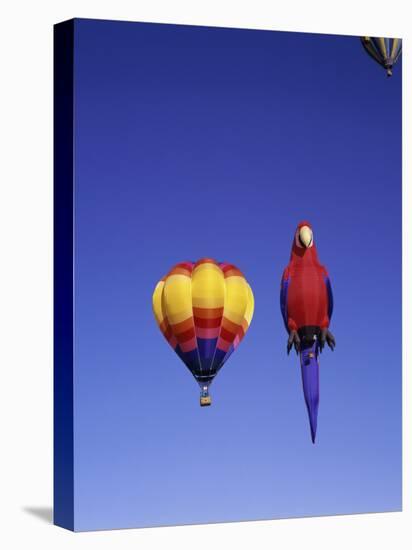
[280, 222, 335, 443]
[153, 259, 254, 406]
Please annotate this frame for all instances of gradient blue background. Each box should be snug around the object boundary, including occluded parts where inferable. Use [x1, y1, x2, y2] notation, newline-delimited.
[72, 19, 402, 531]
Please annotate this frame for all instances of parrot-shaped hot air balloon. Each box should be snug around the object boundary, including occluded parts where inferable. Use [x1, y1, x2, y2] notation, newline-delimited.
[153, 258, 254, 406]
[360, 37, 402, 77]
[280, 222, 335, 443]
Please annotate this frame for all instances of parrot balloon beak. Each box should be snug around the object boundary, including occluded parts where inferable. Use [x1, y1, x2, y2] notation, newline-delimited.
[299, 226, 313, 248]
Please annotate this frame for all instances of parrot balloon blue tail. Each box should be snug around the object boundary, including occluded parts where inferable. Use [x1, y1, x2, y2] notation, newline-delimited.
[300, 341, 320, 444]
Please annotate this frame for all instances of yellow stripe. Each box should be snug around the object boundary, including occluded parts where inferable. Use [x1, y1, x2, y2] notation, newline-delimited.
[192, 262, 225, 309]
[244, 283, 255, 326]
[152, 280, 165, 326]
[378, 37, 387, 58]
[223, 275, 249, 325]
[391, 38, 400, 58]
[163, 273, 193, 325]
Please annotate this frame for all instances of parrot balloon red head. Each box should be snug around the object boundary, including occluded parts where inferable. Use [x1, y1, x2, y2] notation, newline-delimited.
[290, 221, 319, 263]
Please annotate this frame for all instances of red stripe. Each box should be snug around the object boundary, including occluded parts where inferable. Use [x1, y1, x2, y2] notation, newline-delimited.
[194, 258, 219, 267]
[223, 267, 243, 278]
[171, 317, 195, 334]
[192, 307, 224, 319]
[168, 266, 193, 277]
[216, 338, 231, 352]
[221, 316, 240, 334]
[194, 316, 222, 328]
[195, 327, 220, 339]
[219, 326, 237, 343]
[180, 337, 197, 352]
[175, 327, 196, 344]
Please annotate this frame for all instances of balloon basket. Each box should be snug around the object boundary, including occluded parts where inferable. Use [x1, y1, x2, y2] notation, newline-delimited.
[200, 395, 212, 407]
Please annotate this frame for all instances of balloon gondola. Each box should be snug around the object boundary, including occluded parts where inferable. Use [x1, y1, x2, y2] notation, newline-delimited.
[153, 258, 254, 406]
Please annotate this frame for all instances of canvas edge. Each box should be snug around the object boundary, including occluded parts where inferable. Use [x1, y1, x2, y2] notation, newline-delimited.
[53, 18, 75, 532]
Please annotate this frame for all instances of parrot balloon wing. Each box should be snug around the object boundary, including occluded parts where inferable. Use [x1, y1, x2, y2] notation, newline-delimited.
[280, 267, 290, 332]
[323, 269, 334, 322]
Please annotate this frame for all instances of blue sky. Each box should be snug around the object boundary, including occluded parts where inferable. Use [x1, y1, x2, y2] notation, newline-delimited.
[72, 19, 401, 530]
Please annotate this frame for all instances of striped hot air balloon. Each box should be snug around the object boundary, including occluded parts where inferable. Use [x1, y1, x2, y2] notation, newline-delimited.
[360, 37, 402, 76]
[152, 258, 254, 406]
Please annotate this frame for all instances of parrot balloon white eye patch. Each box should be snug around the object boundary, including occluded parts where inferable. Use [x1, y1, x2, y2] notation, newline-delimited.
[295, 231, 314, 248]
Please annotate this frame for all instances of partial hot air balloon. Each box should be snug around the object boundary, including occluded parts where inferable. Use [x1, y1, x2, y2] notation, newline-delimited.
[360, 37, 402, 77]
[153, 258, 254, 406]
[280, 222, 335, 443]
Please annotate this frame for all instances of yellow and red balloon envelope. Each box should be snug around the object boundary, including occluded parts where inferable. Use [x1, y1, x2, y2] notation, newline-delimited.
[152, 258, 254, 403]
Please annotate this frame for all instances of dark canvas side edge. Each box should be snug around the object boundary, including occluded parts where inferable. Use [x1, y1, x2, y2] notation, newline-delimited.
[53, 18, 75, 532]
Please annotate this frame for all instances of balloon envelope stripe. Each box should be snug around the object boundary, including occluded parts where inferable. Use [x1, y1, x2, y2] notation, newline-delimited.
[194, 316, 222, 328]
[192, 306, 224, 319]
[219, 325, 238, 343]
[179, 337, 198, 353]
[175, 327, 197, 344]
[171, 317, 197, 334]
[195, 327, 221, 339]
